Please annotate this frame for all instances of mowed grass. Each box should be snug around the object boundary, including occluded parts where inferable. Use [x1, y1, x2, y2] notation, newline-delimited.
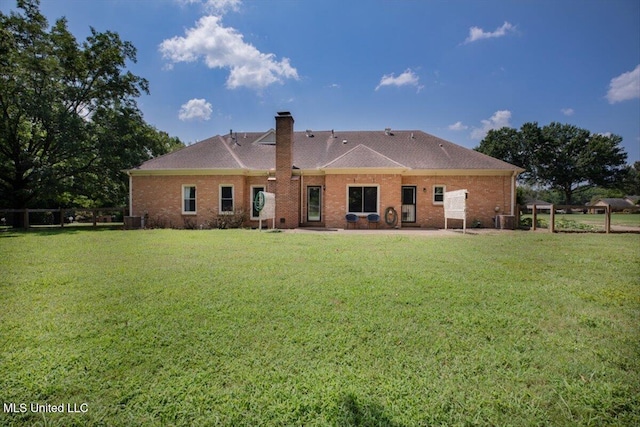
[0, 229, 638, 426]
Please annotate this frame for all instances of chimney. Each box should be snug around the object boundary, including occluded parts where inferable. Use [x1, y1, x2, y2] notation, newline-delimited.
[274, 111, 299, 228]
[275, 111, 294, 177]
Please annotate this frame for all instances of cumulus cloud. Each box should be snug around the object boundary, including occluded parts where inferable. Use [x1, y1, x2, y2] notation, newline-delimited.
[561, 108, 574, 116]
[606, 64, 640, 104]
[159, 15, 298, 90]
[464, 21, 515, 44]
[448, 121, 468, 131]
[470, 110, 512, 140]
[179, 98, 213, 121]
[375, 69, 423, 92]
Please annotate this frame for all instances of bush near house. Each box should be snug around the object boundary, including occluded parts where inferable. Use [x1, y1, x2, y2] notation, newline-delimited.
[1, 230, 638, 426]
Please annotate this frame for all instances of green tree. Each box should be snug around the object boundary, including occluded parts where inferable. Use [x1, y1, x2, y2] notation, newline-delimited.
[475, 122, 541, 183]
[476, 122, 628, 205]
[535, 123, 627, 205]
[0, 0, 182, 210]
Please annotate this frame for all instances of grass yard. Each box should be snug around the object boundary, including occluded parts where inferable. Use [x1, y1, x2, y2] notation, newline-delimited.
[1, 229, 639, 426]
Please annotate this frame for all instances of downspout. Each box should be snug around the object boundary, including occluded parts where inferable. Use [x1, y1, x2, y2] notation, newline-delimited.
[128, 172, 133, 217]
[510, 171, 516, 215]
[300, 174, 304, 225]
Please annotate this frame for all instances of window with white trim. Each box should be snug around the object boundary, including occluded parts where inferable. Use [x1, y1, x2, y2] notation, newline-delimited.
[182, 185, 196, 214]
[220, 185, 234, 213]
[348, 185, 379, 214]
[433, 185, 445, 205]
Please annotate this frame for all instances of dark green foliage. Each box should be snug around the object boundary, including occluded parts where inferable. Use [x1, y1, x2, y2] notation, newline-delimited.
[0, 0, 183, 209]
[476, 122, 628, 205]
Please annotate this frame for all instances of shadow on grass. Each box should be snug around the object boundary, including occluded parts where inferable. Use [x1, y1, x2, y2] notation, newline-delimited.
[335, 394, 403, 427]
[0, 224, 125, 237]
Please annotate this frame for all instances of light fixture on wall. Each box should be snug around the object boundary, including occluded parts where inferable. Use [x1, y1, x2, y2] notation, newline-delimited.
[422, 187, 426, 193]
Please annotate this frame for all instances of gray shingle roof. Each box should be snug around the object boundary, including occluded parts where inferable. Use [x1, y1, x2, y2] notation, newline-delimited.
[131, 129, 522, 172]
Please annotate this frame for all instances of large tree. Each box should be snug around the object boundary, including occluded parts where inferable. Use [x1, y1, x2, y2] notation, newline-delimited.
[0, 0, 181, 209]
[475, 122, 628, 205]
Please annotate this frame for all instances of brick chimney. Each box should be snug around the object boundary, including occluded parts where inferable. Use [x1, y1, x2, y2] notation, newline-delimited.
[274, 112, 299, 228]
[275, 111, 294, 176]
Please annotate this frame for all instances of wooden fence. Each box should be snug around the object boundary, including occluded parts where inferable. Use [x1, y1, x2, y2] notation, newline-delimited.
[517, 204, 640, 234]
[0, 207, 126, 229]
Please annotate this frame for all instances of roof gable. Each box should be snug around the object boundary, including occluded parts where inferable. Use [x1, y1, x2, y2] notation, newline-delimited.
[322, 144, 406, 169]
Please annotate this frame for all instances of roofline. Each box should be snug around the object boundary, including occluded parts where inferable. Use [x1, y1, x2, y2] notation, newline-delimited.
[403, 169, 523, 176]
[319, 167, 409, 174]
[129, 167, 523, 177]
[128, 168, 251, 176]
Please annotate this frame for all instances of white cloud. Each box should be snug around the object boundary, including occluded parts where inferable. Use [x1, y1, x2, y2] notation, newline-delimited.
[561, 107, 574, 116]
[375, 69, 423, 92]
[448, 121, 468, 131]
[179, 98, 213, 121]
[204, 0, 241, 14]
[177, 0, 241, 14]
[464, 21, 515, 44]
[160, 15, 298, 90]
[470, 110, 512, 139]
[606, 64, 640, 104]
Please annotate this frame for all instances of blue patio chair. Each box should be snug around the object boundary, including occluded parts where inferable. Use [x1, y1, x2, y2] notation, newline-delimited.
[367, 213, 380, 228]
[345, 214, 359, 229]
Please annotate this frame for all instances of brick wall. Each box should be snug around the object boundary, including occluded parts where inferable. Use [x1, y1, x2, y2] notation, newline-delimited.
[318, 173, 512, 229]
[131, 175, 246, 228]
[402, 175, 512, 228]
[131, 173, 513, 229]
[323, 173, 402, 229]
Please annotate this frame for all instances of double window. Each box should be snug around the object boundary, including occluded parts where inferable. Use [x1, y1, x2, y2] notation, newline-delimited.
[182, 185, 196, 214]
[348, 186, 378, 214]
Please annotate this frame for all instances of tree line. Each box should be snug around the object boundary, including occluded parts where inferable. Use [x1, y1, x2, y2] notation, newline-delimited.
[475, 122, 638, 206]
[0, 0, 183, 211]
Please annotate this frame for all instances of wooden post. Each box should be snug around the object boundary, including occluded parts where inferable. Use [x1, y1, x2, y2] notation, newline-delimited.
[532, 204, 537, 231]
[60, 208, 64, 227]
[549, 204, 555, 233]
[23, 208, 29, 229]
[92, 209, 97, 227]
[605, 205, 611, 234]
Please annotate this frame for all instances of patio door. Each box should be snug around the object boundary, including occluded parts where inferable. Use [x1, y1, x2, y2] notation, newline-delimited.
[401, 186, 416, 223]
[307, 186, 321, 222]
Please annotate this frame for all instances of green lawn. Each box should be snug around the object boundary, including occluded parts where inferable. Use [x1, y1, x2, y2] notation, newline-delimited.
[1, 229, 639, 426]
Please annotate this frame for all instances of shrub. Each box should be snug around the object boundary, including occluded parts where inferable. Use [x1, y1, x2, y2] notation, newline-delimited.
[209, 209, 247, 229]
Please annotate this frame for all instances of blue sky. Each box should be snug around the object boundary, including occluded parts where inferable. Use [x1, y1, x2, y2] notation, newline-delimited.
[5, 0, 639, 161]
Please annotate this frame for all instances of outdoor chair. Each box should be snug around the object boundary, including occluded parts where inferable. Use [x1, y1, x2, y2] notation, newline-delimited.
[367, 213, 380, 228]
[345, 214, 359, 229]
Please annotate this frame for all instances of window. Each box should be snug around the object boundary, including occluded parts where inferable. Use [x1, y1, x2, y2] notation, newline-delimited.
[348, 186, 378, 213]
[251, 186, 264, 219]
[183, 185, 196, 214]
[220, 185, 234, 213]
[433, 185, 445, 205]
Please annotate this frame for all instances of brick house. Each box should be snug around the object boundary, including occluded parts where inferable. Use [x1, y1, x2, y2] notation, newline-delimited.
[128, 112, 523, 229]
